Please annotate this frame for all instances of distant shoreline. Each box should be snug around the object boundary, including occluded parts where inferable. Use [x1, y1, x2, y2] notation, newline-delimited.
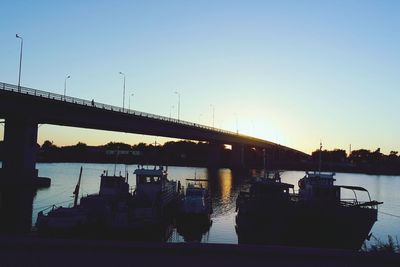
[34, 159, 400, 177]
[1, 140, 399, 176]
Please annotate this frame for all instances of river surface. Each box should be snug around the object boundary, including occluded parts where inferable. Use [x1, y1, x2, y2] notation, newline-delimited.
[32, 163, 400, 246]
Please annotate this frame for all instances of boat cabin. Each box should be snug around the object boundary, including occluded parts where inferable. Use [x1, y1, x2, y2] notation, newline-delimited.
[249, 178, 294, 200]
[179, 179, 211, 214]
[99, 171, 129, 196]
[298, 171, 340, 202]
[134, 166, 176, 203]
[186, 184, 207, 197]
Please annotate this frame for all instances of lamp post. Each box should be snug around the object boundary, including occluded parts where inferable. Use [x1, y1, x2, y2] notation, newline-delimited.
[234, 113, 238, 134]
[16, 34, 23, 92]
[64, 75, 70, 100]
[129, 93, 134, 111]
[210, 104, 215, 128]
[174, 91, 180, 121]
[169, 105, 175, 119]
[119, 72, 126, 112]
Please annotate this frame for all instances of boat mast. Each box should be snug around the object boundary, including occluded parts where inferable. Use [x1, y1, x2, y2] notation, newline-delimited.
[319, 141, 322, 174]
[113, 145, 120, 176]
[263, 148, 266, 178]
[73, 166, 83, 207]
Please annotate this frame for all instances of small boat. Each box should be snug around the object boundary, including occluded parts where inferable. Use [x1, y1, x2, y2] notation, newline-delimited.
[35, 205, 88, 236]
[179, 178, 212, 220]
[36, 167, 131, 236]
[109, 166, 180, 240]
[36, 167, 88, 235]
[176, 178, 213, 242]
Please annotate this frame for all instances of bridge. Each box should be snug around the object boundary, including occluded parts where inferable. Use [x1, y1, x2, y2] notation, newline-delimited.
[0, 81, 308, 186]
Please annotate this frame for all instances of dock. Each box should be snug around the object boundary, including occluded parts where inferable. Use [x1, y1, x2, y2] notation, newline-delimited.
[0, 236, 399, 267]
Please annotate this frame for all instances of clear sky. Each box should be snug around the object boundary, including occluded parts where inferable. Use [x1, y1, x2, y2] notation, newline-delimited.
[1, 0, 399, 154]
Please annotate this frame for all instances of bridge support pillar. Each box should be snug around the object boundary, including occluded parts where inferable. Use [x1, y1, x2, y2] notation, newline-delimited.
[0, 186, 35, 234]
[231, 143, 245, 169]
[0, 116, 46, 186]
[207, 142, 223, 167]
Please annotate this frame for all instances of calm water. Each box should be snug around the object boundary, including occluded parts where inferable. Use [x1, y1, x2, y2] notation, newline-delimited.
[32, 163, 400, 245]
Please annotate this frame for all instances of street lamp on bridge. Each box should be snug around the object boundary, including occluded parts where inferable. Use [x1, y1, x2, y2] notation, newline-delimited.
[119, 72, 126, 112]
[210, 104, 215, 128]
[15, 34, 23, 92]
[234, 113, 239, 134]
[174, 91, 180, 121]
[169, 105, 175, 119]
[129, 92, 134, 112]
[64, 75, 71, 100]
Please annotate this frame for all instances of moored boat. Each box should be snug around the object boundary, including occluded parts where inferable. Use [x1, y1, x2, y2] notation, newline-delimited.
[179, 178, 212, 220]
[235, 170, 383, 250]
[36, 165, 181, 241]
[109, 166, 181, 240]
[36, 167, 131, 236]
[176, 178, 212, 241]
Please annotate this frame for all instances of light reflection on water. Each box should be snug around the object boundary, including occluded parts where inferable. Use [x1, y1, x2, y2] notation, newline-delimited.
[32, 163, 400, 245]
[218, 169, 233, 203]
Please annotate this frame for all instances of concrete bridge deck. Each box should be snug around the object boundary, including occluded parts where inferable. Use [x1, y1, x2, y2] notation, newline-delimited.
[0, 81, 301, 149]
[0, 81, 308, 185]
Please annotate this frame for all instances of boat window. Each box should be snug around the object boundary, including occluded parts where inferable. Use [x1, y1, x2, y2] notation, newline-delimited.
[138, 175, 161, 184]
[187, 190, 203, 197]
[313, 187, 340, 201]
[101, 177, 123, 187]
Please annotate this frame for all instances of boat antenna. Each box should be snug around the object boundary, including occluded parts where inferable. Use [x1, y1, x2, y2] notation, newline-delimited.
[263, 148, 266, 178]
[73, 166, 83, 208]
[319, 141, 322, 174]
[114, 145, 120, 176]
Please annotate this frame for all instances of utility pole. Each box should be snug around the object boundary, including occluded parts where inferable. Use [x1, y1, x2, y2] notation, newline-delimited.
[16, 34, 23, 92]
[64, 75, 70, 100]
[210, 104, 215, 128]
[119, 72, 126, 112]
[174, 91, 180, 121]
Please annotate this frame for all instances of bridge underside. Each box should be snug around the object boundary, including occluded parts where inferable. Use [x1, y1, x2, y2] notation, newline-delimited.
[0, 83, 308, 186]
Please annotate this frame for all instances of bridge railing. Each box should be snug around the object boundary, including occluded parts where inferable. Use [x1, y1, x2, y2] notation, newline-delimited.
[0, 81, 237, 136]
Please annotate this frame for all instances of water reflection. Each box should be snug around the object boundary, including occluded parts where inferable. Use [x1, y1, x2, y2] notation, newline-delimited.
[176, 219, 212, 242]
[217, 169, 233, 203]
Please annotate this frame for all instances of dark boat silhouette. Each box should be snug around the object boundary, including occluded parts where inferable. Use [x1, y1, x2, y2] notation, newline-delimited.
[235, 171, 383, 250]
[36, 168, 131, 236]
[176, 177, 212, 242]
[36, 166, 180, 241]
